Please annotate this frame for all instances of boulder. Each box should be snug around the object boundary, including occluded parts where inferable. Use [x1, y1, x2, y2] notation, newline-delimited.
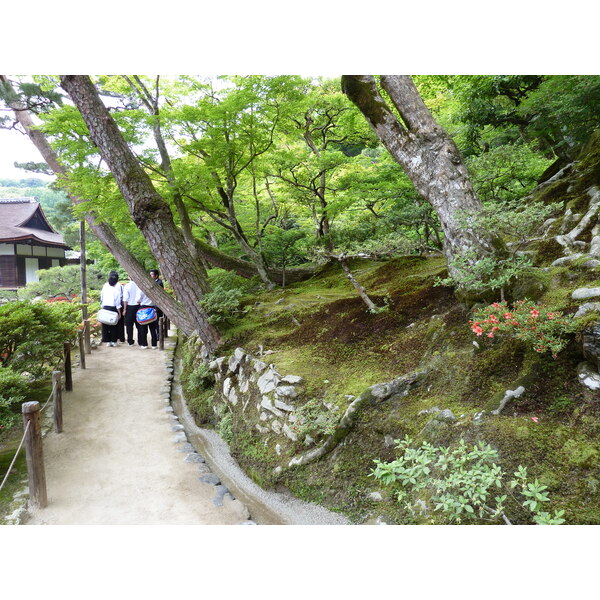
[275, 385, 299, 399]
[281, 375, 304, 384]
[572, 287, 600, 300]
[582, 324, 600, 366]
[574, 303, 600, 318]
[577, 362, 600, 391]
[257, 367, 280, 395]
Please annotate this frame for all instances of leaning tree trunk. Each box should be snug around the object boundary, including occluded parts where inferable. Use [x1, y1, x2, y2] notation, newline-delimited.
[59, 75, 223, 350]
[342, 75, 498, 276]
[0, 75, 209, 337]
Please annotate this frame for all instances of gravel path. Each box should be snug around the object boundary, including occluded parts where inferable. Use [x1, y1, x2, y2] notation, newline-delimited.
[25, 337, 249, 525]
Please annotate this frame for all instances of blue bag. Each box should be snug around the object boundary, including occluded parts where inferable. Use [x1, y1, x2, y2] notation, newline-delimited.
[136, 307, 157, 325]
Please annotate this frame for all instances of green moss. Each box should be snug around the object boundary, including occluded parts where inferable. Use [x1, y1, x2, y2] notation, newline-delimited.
[562, 438, 600, 468]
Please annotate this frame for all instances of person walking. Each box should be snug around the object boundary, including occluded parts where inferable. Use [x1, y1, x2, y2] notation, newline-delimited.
[122, 276, 141, 346]
[135, 286, 159, 349]
[100, 270, 123, 347]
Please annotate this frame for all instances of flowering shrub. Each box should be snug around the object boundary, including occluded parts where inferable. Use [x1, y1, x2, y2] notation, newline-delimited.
[470, 300, 575, 357]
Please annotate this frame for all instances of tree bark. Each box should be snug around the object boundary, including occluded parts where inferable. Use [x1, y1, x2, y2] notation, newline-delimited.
[342, 75, 498, 275]
[59, 75, 223, 350]
[0, 75, 210, 337]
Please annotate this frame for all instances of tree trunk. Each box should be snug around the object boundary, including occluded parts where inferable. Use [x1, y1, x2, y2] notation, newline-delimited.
[59, 75, 223, 350]
[342, 75, 498, 276]
[0, 75, 210, 337]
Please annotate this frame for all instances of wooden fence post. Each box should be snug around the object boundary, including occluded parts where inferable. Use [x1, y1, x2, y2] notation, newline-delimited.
[84, 319, 91, 355]
[63, 342, 73, 391]
[22, 401, 48, 509]
[158, 317, 165, 351]
[52, 370, 63, 433]
[78, 330, 86, 370]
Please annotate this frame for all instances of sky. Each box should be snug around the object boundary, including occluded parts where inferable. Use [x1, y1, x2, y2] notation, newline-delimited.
[0, 125, 53, 180]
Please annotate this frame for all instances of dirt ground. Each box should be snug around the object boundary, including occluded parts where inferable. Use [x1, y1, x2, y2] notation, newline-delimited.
[25, 337, 249, 525]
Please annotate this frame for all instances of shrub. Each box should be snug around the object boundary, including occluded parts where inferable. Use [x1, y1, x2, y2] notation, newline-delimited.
[291, 398, 339, 438]
[0, 300, 78, 379]
[0, 367, 29, 429]
[199, 269, 254, 324]
[371, 437, 566, 525]
[470, 300, 575, 357]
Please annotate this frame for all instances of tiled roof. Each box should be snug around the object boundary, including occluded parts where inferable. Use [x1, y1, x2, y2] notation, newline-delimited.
[0, 198, 68, 248]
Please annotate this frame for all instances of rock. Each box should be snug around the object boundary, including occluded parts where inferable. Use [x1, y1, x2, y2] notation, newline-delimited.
[178, 442, 195, 453]
[583, 260, 600, 269]
[212, 484, 230, 506]
[282, 423, 298, 441]
[304, 434, 315, 447]
[257, 367, 280, 395]
[583, 324, 600, 366]
[384, 435, 395, 447]
[418, 407, 441, 416]
[577, 362, 600, 391]
[281, 375, 303, 384]
[491, 386, 526, 415]
[259, 411, 269, 421]
[256, 424, 271, 434]
[224, 496, 251, 521]
[368, 492, 383, 502]
[261, 396, 284, 417]
[227, 353, 242, 374]
[252, 359, 268, 373]
[274, 399, 295, 412]
[275, 385, 298, 399]
[238, 520, 257, 525]
[275, 443, 282, 455]
[173, 432, 187, 443]
[271, 420, 282, 434]
[552, 253, 584, 266]
[590, 236, 600, 258]
[184, 453, 205, 463]
[275, 298, 284, 305]
[572, 287, 600, 300]
[208, 357, 226, 372]
[223, 377, 232, 398]
[434, 409, 456, 422]
[200, 473, 221, 486]
[171, 424, 185, 432]
[575, 303, 600, 318]
[228, 387, 238, 406]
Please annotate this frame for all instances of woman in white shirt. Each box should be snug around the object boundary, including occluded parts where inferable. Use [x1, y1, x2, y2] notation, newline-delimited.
[100, 270, 123, 347]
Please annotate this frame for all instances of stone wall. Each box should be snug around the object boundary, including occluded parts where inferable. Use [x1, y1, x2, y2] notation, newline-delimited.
[204, 345, 314, 460]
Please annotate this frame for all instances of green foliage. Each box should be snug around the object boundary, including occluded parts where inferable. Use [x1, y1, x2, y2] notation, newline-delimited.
[291, 398, 339, 438]
[0, 367, 29, 429]
[436, 250, 532, 298]
[0, 301, 78, 379]
[470, 300, 576, 357]
[199, 269, 256, 324]
[217, 411, 234, 443]
[436, 200, 560, 297]
[18, 264, 105, 302]
[466, 144, 553, 203]
[371, 437, 565, 524]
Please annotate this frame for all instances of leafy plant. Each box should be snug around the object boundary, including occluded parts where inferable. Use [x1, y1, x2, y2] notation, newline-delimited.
[0, 367, 28, 429]
[0, 301, 78, 379]
[470, 300, 575, 357]
[371, 437, 566, 525]
[291, 398, 339, 438]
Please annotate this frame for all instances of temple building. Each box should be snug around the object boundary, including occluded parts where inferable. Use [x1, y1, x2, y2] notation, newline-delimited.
[0, 198, 69, 288]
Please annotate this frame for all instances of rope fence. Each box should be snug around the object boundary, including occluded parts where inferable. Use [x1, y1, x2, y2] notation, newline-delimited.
[0, 421, 31, 494]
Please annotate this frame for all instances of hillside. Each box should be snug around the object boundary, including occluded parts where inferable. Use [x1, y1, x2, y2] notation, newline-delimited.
[179, 130, 600, 524]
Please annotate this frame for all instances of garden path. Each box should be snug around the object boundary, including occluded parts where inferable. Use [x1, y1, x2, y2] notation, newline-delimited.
[25, 330, 249, 525]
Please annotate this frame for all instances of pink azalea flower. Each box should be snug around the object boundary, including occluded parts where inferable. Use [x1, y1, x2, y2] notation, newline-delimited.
[531, 417, 539, 423]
